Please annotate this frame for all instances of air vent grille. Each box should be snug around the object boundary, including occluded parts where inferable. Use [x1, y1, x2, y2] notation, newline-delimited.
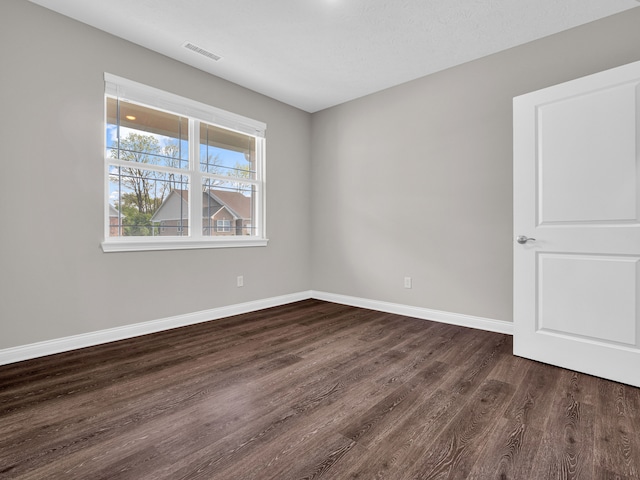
[182, 42, 222, 62]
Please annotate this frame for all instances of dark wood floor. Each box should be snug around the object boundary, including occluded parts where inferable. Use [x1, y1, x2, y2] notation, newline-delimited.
[1, 300, 639, 480]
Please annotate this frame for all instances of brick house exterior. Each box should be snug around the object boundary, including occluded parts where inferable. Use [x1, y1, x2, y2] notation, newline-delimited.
[150, 189, 252, 236]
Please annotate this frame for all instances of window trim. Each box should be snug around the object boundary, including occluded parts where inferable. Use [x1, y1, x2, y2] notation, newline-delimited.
[101, 236, 267, 253]
[104, 73, 266, 137]
[101, 73, 268, 253]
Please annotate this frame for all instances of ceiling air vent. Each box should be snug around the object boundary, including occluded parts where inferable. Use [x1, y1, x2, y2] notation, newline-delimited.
[182, 42, 222, 62]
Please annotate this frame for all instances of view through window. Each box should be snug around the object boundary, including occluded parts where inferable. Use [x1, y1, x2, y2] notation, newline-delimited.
[103, 74, 266, 251]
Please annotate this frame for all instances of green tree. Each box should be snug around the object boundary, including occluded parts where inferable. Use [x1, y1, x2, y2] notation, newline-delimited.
[120, 205, 153, 236]
[110, 133, 166, 214]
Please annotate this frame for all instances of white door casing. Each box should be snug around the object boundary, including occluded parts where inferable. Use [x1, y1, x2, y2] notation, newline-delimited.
[513, 60, 640, 387]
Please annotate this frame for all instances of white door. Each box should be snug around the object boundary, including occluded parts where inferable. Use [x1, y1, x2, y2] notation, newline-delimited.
[513, 60, 640, 388]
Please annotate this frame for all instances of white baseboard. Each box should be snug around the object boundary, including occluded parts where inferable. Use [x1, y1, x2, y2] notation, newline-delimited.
[0, 290, 512, 366]
[311, 290, 514, 335]
[0, 291, 311, 367]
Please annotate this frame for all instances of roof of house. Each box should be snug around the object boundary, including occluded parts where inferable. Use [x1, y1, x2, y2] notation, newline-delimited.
[109, 204, 125, 217]
[207, 190, 251, 220]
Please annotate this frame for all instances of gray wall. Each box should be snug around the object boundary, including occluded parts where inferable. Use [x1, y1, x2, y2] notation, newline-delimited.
[0, 0, 311, 349]
[2, 0, 640, 351]
[310, 8, 640, 322]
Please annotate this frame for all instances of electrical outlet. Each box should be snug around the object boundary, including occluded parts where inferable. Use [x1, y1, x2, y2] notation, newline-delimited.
[237, 275, 244, 287]
[404, 276, 412, 289]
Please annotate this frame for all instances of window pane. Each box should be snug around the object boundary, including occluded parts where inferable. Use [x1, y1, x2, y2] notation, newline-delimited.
[106, 97, 189, 169]
[109, 165, 189, 237]
[199, 122, 256, 180]
[201, 178, 255, 236]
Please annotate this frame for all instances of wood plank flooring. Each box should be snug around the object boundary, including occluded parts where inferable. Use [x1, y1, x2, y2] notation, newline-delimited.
[1, 299, 639, 479]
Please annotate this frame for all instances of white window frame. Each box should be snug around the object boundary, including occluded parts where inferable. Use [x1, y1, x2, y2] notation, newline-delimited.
[101, 73, 268, 252]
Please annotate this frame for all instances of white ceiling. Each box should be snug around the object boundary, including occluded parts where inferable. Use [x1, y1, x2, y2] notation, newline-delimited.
[29, 0, 640, 112]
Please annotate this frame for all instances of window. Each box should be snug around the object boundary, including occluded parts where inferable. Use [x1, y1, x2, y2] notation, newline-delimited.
[216, 219, 231, 233]
[102, 74, 267, 252]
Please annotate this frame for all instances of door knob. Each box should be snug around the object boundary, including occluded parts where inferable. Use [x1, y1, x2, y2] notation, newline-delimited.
[516, 235, 536, 244]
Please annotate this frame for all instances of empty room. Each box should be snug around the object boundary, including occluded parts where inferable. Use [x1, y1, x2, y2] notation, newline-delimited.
[2, 0, 640, 478]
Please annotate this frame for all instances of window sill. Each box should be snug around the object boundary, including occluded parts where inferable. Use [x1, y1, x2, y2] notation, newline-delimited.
[101, 237, 269, 253]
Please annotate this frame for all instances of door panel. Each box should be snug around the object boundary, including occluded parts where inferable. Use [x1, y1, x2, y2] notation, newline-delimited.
[538, 254, 638, 346]
[514, 60, 640, 387]
[538, 83, 639, 224]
